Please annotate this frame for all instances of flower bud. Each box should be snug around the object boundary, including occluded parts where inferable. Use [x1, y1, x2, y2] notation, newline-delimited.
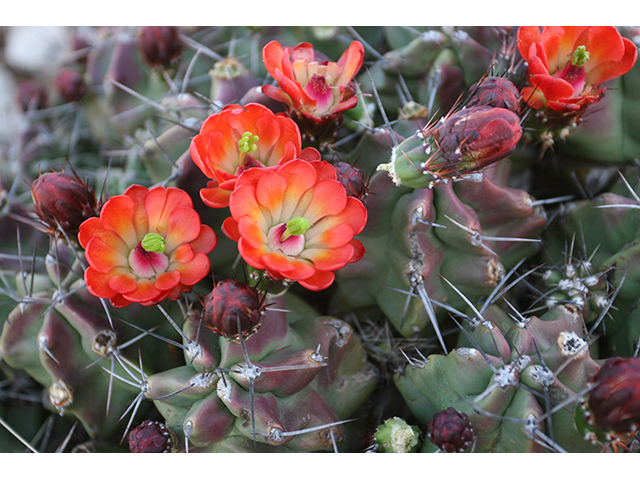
[138, 26, 184, 69]
[466, 76, 520, 112]
[54, 68, 87, 103]
[202, 279, 265, 341]
[373, 417, 421, 453]
[129, 420, 177, 453]
[586, 357, 640, 435]
[31, 171, 99, 238]
[16, 79, 48, 111]
[378, 106, 522, 188]
[428, 407, 474, 452]
[332, 161, 369, 201]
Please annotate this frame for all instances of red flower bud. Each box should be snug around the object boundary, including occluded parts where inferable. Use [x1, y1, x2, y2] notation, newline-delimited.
[428, 407, 474, 452]
[54, 68, 87, 103]
[16, 79, 48, 111]
[31, 171, 99, 238]
[467, 76, 520, 112]
[129, 420, 177, 453]
[202, 279, 265, 341]
[429, 105, 522, 178]
[332, 161, 369, 201]
[587, 357, 640, 435]
[138, 26, 184, 69]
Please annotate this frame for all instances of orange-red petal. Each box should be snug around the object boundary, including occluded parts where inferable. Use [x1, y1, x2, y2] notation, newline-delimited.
[85, 236, 128, 273]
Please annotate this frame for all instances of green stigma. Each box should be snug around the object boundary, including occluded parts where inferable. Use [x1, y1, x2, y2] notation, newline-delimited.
[572, 45, 589, 67]
[238, 131, 259, 154]
[141, 233, 166, 253]
[281, 217, 310, 241]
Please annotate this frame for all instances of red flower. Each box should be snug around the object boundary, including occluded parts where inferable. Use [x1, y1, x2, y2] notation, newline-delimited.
[189, 103, 320, 208]
[261, 40, 364, 122]
[221, 159, 367, 291]
[517, 26, 637, 112]
[78, 185, 217, 308]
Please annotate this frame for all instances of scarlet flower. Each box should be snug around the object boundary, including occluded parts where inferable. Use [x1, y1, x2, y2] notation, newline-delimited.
[78, 185, 217, 308]
[261, 40, 364, 122]
[517, 26, 638, 112]
[221, 159, 367, 291]
[189, 103, 320, 208]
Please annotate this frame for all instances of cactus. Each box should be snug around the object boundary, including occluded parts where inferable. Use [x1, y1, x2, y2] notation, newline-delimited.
[1, 25, 639, 455]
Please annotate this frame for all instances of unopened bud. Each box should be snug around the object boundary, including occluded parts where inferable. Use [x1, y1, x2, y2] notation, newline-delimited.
[379, 106, 522, 188]
[138, 26, 184, 69]
[31, 171, 99, 238]
[54, 68, 87, 103]
[202, 279, 264, 341]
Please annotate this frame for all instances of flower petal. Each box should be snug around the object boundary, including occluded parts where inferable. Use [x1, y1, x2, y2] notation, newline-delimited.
[589, 37, 638, 85]
[85, 266, 117, 299]
[170, 243, 194, 264]
[335, 41, 365, 88]
[237, 237, 268, 270]
[256, 170, 287, 222]
[85, 237, 128, 273]
[238, 215, 268, 250]
[100, 195, 137, 248]
[124, 185, 151, 241]
[189, 224, 217, 255]
[298, 270, 335, 291]
[165, 207, 202, 252]
[175, 252, 211, 286]
[302, 243, 354, 271]
[200, 183, 232, 209]
[108, 273, 139, 294]
[78, 217, 128, 254]
[155, 271, 181, 291]
[301, 179, 347, 225]
[122, 279, 162, 305]
[262, 251, 296, 273]
[305, 222, 354, 249]
[145, 187, 193, 235]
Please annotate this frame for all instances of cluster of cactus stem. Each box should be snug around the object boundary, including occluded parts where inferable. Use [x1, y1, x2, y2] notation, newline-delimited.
[1, 26, 639, 453]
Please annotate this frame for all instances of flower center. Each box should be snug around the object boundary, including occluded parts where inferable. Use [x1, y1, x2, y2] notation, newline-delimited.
[303, 74, 333, 110]
[555, 48, 590, 96]
[236, 131, 265, 172]
[141, 232, 166, 253]
[267, 220, 308, 257]
[572, 45, 589, 67]
[130, 240, 169, 279]
[238, 131, 259, 154]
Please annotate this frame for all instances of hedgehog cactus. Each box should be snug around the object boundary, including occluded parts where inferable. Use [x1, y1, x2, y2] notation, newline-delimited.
[1, 25, 640, 454]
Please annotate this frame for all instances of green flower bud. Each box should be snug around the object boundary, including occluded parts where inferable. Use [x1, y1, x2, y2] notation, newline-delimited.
[373, 417, 421, 453]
